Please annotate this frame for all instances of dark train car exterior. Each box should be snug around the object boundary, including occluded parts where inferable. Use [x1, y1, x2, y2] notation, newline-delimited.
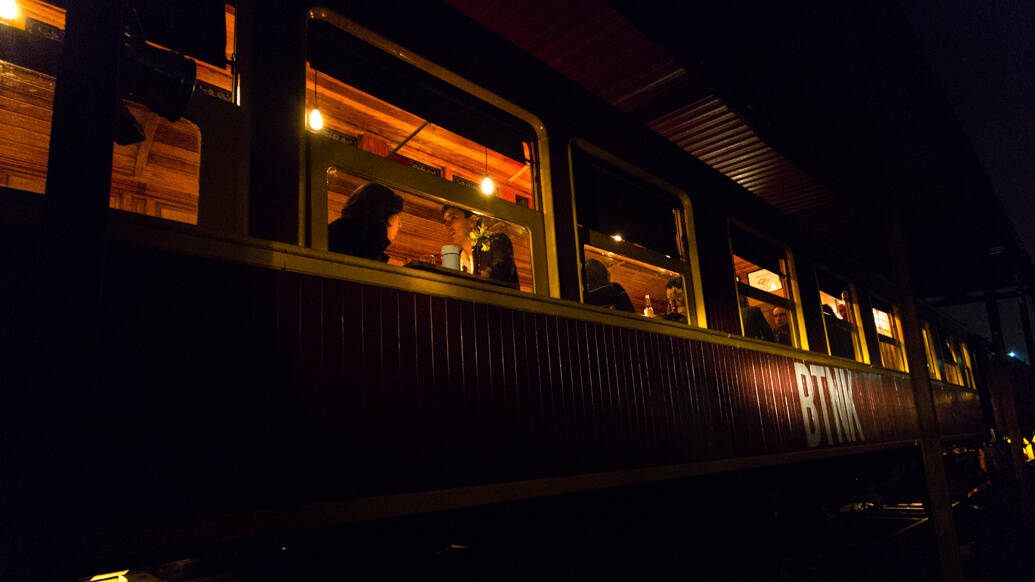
[0, 0, 1016, 578]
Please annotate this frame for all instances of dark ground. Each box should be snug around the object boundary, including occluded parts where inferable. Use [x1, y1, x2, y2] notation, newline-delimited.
[82, 447, 1035, 581]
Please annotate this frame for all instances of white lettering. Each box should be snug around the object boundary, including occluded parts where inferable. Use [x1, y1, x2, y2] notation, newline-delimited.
[809, 364, 834, 445]
[838, 369, 865, 441]
[825, 367, 849, 443]
[795, 362, 822, 447]
[795, 364, 865, 447]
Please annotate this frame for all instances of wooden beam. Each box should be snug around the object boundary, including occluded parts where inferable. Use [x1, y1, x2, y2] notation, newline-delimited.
[132, 112, 160, 179]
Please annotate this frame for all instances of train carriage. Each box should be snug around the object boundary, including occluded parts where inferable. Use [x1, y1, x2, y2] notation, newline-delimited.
[0, 1, 1029, 579]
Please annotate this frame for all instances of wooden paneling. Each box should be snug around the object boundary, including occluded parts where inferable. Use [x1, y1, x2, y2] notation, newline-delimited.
[305, 65, 534, 208]
[86, 244, 929, 524]
[0, 60, 201, 223]
[584, 244, 677, 315]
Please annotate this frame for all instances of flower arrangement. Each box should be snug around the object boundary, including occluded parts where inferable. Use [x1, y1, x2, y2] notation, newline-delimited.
[467, 223, 493, 252]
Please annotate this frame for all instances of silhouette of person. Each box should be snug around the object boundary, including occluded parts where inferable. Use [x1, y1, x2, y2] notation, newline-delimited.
[328, 183, 403, 262]
[583, 259, 635, 313]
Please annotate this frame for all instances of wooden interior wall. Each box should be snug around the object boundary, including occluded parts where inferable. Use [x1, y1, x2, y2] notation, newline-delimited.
[0, 59, 201, 223]
[584, 245, 677, 316]
[327, 167, 534, 292]
[0, 1, 239, 225]
[306, 66, 534, 209]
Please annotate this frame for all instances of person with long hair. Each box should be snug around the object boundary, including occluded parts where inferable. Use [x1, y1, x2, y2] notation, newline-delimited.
[328, 183, 404, 262]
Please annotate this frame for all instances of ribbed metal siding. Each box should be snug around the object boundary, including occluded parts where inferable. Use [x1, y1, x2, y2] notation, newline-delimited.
[931, 383, 984, 438]
[95, 247, 925, 523]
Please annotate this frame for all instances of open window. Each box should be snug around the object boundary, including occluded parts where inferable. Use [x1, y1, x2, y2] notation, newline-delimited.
[731, 225, 801, 347]
[816, 269, 865, 361]
[305, 14, 548, 294]
[0, 1, 237, 226]
[871, 298, 907, 372]
[570, 141, 703, 325]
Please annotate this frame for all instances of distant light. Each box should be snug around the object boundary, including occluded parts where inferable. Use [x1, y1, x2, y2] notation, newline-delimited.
[611, 234, 623, 242]
[1008, 351, 1017, 358]
[480, 176, 494, 194]
[0, 0, 18, 21]
[307, 108, 323, 131]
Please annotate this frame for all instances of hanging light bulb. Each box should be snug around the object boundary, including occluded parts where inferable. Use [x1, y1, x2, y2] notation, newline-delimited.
[308, 69, 323, 131]
[0, 0, 18, 21]
[480, 146, 494, 194]
[308, 108, 323, 131]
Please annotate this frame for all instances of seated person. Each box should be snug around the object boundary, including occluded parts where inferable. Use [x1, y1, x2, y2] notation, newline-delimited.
[662, 276, 687, 323]
[328, 183, 403, 262]
[772, 306, 793, 345]
[741, 297, 775, 342]
[441, 204, 519, 288]
[583, 259, 635, 313]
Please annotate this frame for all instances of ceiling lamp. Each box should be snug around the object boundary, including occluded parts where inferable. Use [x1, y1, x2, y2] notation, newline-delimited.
[0, 0, 18, 22]
[308, 70, 323, 131]
[480, 146, 494, 194]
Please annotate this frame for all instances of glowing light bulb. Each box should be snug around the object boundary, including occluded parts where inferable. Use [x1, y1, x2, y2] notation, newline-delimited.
[480, 176, 494, 194]
[0, 0, 18, 21]
[611, 234, 623, 242]
[1008, 351, 1017, 358]
[308, 108, 323, 131]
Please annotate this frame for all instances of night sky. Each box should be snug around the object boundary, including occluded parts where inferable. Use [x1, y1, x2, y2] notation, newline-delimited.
[898, 0, 1035, 362]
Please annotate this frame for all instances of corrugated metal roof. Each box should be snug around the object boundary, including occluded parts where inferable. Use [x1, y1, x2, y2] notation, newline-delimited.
[649, 97, 836, 213]
[443, 0, 839, 215]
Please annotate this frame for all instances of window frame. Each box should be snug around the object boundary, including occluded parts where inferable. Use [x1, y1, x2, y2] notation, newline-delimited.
[870, 295, 908, 373]
[921, 322, 942, 380]
[303, 10, 557, 297]
[814, 266, 868, 363]
[728, 220, 807, 350]
[933, 328, 973, 388]
[568, 138, 706, 327]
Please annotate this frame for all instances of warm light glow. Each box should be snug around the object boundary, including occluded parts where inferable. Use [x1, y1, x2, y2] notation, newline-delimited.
[611, 234, 623, 242]
[90, 571, 129, 582]
[872, 308, 893, 337]
[0, 0, 18, 21]
[308, 108, 323, 131]
[480, 176, 494, 194]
